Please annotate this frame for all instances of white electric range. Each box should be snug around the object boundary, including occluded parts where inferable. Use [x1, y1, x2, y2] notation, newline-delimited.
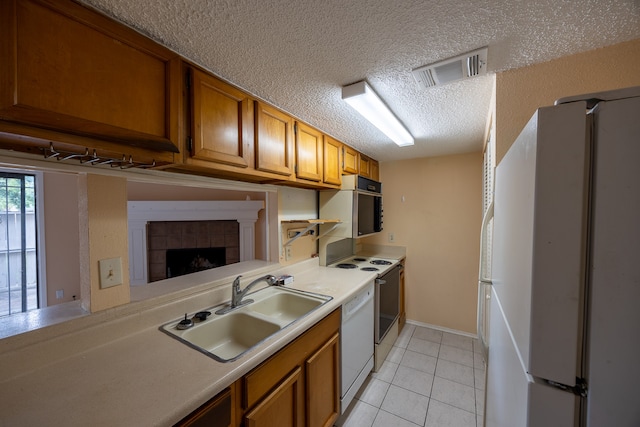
[328, 252, 402, 386]
[328, 255, 399, 275]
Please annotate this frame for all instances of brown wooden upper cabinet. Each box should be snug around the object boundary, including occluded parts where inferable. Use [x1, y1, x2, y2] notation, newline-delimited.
[254, 102, 294, 177]
[188, 67, 254, 168]
[323, 136, 343, 186]
[358, 153, 372, 178]
[342, 145, 358, 175]
[0, 0, 181, 157]
[294, 122, 323, 183]
[370, 159, 380, 181]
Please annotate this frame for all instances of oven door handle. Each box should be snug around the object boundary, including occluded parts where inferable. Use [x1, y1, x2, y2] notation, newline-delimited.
[375, 278, 386, 285]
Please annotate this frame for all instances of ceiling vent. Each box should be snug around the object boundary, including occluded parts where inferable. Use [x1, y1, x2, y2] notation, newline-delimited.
[412, 47, 488, 89]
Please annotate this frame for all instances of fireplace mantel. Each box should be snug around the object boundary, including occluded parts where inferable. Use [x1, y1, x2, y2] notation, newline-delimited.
[128, 200, 265, 285]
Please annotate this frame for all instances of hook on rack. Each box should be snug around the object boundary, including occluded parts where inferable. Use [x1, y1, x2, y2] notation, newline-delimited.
[42, 143, 156, 169]
[80, 149, 101, 165]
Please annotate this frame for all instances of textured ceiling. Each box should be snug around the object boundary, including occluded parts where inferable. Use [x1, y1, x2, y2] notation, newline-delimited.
[80, 0, 640, 162]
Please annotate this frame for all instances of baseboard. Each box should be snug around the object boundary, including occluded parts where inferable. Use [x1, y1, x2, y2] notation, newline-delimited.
[405, 319, 478, 339]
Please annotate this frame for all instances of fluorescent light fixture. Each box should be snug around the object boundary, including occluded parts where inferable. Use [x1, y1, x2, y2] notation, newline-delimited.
[342, 81, 414, 147]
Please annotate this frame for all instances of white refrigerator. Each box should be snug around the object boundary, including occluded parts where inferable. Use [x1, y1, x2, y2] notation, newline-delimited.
[485, 86, 640, 427]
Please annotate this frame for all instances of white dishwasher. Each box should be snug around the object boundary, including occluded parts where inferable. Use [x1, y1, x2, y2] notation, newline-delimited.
[340, 281, 375, 414]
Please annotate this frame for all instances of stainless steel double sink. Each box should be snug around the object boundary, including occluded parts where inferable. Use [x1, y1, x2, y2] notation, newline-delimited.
[161, 286, 332, 362]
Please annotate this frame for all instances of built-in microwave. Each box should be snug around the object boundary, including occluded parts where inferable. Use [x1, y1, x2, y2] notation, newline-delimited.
[319, 175, 383, 238]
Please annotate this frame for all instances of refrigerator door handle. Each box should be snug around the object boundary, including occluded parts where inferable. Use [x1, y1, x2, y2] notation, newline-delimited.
[478, 200, 494, 284]
[477, 200, 494, 359]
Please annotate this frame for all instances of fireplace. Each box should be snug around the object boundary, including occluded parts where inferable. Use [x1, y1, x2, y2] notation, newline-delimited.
[128, 200, 265, 285]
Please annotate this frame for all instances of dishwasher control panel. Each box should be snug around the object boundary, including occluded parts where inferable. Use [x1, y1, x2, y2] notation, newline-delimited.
[343, 281, 374, 319]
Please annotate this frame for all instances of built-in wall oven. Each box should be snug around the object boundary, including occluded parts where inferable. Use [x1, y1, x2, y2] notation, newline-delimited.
[375, 264, 400, 344]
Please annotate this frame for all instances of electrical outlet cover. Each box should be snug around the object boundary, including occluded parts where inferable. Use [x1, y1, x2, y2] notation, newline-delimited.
[99, 257, 123, 289]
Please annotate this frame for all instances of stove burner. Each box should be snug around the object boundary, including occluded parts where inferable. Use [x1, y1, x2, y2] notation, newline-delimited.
[352, 258, 367, 262]
[370, 259, 392, 265]
[336, 263, 358, 269]
[361, 267, 379, 272]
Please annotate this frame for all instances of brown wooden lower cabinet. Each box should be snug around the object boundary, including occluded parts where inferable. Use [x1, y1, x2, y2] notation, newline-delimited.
[242, 309, 340, 426]
[175, 308, 340, 427]
[305, 333, 340, 427]
[176, 386, 232, 427]
[244, 367, 303, 427]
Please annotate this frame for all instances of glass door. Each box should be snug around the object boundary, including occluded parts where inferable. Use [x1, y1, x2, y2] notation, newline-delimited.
[0, 173, 38, 317]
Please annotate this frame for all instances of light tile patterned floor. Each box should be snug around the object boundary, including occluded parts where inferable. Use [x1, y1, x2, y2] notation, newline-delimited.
[338, 324, 486, 427]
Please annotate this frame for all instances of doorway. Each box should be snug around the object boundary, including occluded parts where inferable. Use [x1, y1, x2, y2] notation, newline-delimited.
[0, 172, 39, 317]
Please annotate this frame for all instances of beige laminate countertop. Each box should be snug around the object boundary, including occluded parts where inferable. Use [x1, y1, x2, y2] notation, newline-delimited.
[0, 258, 383, 426]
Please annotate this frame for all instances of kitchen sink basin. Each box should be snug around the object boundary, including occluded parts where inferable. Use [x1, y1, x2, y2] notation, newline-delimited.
[248, 289, 325, 323]
[178, 312, 281, 361]
[161, 285, 332, 362]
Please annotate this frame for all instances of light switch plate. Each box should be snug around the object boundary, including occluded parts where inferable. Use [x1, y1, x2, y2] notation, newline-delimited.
[99, 257, 123, 289]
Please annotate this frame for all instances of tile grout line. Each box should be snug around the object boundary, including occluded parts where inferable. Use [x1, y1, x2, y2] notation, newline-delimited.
[425, 329, 443, 426]
[473, 347, 479, 427]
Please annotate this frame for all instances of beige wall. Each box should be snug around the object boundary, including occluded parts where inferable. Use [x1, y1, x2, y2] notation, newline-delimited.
[79, 174, 130, 312]
[496, 38, 640, 164]
[364, 152, 482, 333]
[43, 172, 81, 305]
[127, 181, 267, 202]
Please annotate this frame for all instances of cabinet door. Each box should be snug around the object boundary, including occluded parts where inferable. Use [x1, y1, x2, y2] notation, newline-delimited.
[306, 333, 340, 427]
[177, 387, 232, 427]
[245, 367, 303, 427]
[255, 102, 294, 176]
[342, 145, 358, 175]
[190, 68, 253, 168]
[294, 122, 323, 182]
[359, 154, 371, 178]
[370, 159, 380, 181]
[323, 137, 342, 186]
[0, 0, 180, 153]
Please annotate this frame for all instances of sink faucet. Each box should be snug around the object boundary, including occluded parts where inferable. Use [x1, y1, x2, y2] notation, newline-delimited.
[231, 274, 278, 308]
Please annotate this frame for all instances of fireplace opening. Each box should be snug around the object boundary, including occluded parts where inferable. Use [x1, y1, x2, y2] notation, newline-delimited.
[166, 247, 226, 279]
[146, 220, 240, 282]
